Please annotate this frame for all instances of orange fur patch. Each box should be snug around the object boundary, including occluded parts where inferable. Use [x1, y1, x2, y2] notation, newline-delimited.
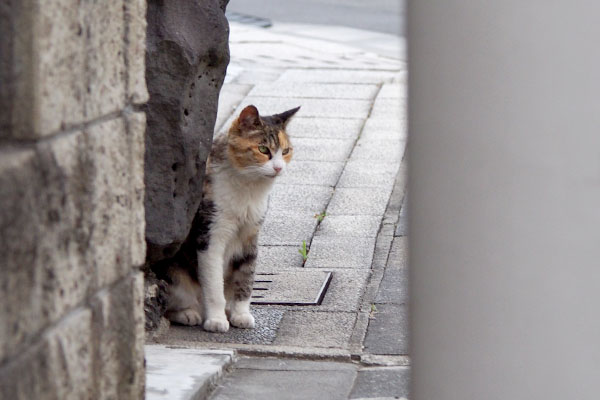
[278, 131, 293, 163]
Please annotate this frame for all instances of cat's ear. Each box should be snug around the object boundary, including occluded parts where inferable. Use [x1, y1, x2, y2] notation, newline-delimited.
[238, 105, 261, 131]
[272, 106, 301, 128]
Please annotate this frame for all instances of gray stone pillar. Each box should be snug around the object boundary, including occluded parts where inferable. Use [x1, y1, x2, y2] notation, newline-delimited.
[0, 1, 148, 398]
[144, 0, 230, 263]
[408, 1, 600, 399]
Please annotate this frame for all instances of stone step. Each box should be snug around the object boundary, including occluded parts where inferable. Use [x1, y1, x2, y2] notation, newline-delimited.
[145, 345, 236, 400]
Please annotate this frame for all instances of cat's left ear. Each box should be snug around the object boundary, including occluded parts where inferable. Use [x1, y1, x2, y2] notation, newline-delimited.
[272, 106, 301, 128]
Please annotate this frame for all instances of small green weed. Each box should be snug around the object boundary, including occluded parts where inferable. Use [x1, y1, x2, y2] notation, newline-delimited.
[314, 212, 327, 222]
[298, 240, 308, 261]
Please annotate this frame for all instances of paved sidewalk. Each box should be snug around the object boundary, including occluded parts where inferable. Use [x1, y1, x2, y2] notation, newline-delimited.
[147, 20, 408, 400]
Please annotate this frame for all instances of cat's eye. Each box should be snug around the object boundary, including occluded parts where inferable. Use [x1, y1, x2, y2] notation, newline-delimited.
[258, 145, 270, 155]
[282, 148, 290, 155]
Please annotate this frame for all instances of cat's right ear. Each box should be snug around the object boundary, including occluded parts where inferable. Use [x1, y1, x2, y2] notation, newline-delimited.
[238, 105, 261, 132]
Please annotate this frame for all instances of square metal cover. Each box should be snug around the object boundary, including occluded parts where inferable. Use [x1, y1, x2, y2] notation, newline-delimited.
[251, 270, 333, 306]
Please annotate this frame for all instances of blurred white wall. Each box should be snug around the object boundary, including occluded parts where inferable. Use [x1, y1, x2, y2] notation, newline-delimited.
[408, 1, 600, 399]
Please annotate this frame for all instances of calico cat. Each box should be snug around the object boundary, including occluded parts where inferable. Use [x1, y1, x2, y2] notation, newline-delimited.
[164, 104, 300, 332]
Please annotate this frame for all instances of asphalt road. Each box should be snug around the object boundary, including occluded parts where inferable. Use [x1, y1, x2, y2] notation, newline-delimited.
[227, 0, 405, 36]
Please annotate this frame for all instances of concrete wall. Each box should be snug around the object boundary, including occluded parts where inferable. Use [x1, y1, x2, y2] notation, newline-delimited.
[408, 1, 600, 399]
[0, 1, 148, 398]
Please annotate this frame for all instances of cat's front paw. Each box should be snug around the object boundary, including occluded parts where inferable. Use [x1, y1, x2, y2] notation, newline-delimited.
[229, 312, 255, 329]
[167, 309, 202, 326]
[203, 317, 230, 333]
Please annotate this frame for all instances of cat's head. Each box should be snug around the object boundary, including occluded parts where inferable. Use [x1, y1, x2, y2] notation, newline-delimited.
[227, 105, 300, 179]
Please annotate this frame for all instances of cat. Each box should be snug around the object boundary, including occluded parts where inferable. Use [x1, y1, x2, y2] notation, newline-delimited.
[163, 104, 300, 332]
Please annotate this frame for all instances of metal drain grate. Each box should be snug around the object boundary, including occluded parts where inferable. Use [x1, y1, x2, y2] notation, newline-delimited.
[251, 270, 333, 306]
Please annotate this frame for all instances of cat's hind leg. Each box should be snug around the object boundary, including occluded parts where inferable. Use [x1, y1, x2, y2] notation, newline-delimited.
[227, 251, 258, 328]
[165, 267, 203, 326]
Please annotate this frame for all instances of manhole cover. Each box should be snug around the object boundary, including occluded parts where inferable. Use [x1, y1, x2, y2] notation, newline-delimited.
[251, 270, 333, 306]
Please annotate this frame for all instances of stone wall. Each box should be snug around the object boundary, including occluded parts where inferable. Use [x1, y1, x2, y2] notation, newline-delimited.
[0, 1, 148, 398]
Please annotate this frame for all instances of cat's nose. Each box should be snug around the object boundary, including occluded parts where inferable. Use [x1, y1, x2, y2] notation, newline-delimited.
[273, 166, 282, 174]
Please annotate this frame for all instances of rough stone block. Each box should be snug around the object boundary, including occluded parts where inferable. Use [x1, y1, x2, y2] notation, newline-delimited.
[268, 184, 333, 213]
[90, 273, 145, 399]
[0, 142, 92, 363]
[124, 0, 149, 103]
[291, 137, 355, 162]
[316, 215, 382, 238]
[85, 118, 135, 288]
[0, 309, 94, 400]
[126, 111, 147, 267]
[0, 117, 140, 364]
[276, 161, 345, 187]
[305, 236, 376, 269]
[337, 160, 400, 188]
[4, 0, 87, 138]
[327, 187, 393, 216]
[84, 0, 126, 119]
[286, 117, 364, 140]
[144, 0, 230, 262]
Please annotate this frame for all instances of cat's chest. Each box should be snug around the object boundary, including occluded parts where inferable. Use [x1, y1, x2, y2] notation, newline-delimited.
[212, 175, 269, 224]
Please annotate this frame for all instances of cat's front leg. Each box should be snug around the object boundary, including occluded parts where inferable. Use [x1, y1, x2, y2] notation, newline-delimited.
[228, 250, 258, 329]
[198, 231, 231, 333]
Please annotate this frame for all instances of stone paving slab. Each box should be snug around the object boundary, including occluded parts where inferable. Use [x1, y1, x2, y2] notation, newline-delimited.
[349, 367, 410, 399]
[257, 245, 305, 270]
[304, 235, 376, 269]
[235, 356, 357, 371]
[287, 117, 364, 140]
[316, 215, 382, 238]
[337, 161, 400, 188]
[210, 358, 357, 400]
[259, 210, 318, 246]
[327, 187, 393, 216]
[370, 97, 406, 119]
[237, 96, 373, 119]
[259, 268, 370, 313]
[375, 267, 408, 305]
[350, 138, 406, 162]
[268, 184, 333, 213]
[276, 160, 345, 187]
[145, 345, 235, 400]
[378, 83, 406, 99]
[164, 307, 284, 346]
[277, 69, 399, 84]
[273, 311, 356, 348]
[291, 137, 356, 162]
[363, 304, 409, 355]
[317, 269, 371, 312]
[248, 82, 379, 100]
[387, 237, 408, 269]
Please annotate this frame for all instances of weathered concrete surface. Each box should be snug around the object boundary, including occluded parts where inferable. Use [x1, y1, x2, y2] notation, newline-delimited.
[0, 1, 148, 398]
[144, 0, 231, 263]
[145, 346, 235, 400]
[211, 357, 357, 400]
